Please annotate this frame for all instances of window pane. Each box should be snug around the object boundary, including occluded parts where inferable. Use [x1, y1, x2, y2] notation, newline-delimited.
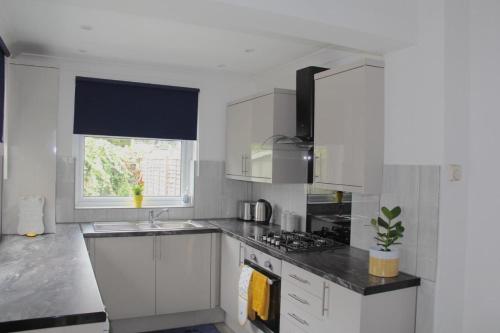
[83, 136, 182, 197]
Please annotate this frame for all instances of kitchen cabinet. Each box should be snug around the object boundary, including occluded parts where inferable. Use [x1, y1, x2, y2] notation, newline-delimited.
[93, 233, 215, 321]
[226, 100, 252, 177]
[220, 234, 242, 319]
[280, 261, 417, 333]
[225, 89, 308, 183]
[94, 236, 156, 320]
[314, 59, 384, 194]
[156, 234, 212, 314]
[2, 64, 58, 233]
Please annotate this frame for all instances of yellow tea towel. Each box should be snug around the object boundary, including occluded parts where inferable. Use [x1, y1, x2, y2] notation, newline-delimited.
[249, 270, 270, 321]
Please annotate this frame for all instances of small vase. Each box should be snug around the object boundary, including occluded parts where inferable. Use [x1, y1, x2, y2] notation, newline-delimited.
[133, 195, 144, 208]
[369, 248, 400, 278]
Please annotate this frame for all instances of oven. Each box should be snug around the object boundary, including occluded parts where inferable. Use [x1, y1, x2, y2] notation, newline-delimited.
[243, 245, 282, 333]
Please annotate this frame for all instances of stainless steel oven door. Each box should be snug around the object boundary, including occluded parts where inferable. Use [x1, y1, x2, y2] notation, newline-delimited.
[244, 259, 281, 333]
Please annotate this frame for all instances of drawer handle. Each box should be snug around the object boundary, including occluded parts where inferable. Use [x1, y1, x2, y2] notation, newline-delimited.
[288, 293, 309, 305]
[288, 274, 310, 284]
[288, 312, 309, 326]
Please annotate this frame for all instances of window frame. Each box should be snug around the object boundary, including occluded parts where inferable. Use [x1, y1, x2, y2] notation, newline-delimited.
[74, 134, 195, 209]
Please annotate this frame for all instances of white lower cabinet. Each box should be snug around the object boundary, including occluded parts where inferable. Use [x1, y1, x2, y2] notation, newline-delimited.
[94, 234, 214, 320]
[280, 261, 417, 333]
[156, 234, 212, 314]
[219, 234, 242, 319]
[94, 236, 156, 320]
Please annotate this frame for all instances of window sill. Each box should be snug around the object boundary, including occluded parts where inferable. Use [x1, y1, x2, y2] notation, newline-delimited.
[74, 204, 194, 210]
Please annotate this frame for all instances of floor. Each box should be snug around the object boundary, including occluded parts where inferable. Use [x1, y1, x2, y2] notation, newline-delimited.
[144, 323, 234, 333]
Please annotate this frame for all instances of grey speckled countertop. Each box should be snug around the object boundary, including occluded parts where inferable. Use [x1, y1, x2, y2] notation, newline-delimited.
[0, 224, 106, 332]
[209, 219, 421, 295]
[80, 218, 420, 295]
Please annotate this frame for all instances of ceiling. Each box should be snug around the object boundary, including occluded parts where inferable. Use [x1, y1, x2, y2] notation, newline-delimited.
[0, 0, 334, 74]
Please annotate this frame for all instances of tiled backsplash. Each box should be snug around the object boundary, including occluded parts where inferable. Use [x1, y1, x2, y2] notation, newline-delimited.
[55, 157, 251, 223]
[350, 165, 440, 333]
[251, 182, 307, 230]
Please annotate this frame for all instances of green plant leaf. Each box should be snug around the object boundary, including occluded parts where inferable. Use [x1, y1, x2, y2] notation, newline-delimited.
[381, 207, 392, 219]
[370, 218, 378, 226]
[377, 217, 389, 229]
[391, 206, 402, 218]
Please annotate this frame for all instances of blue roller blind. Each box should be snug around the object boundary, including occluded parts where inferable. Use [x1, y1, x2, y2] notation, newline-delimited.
[74, 77, 200, 140]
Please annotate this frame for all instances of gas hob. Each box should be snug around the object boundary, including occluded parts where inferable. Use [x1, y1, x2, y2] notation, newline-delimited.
[247, 231, 346, 253]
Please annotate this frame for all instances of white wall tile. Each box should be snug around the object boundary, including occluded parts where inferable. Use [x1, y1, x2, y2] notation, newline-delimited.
[251, 183, 307, 230]
[417, 166, 440, 281]
[380, 165, 420, 275]
[350, 193, 380, 250]
[350, 164, 440, 333]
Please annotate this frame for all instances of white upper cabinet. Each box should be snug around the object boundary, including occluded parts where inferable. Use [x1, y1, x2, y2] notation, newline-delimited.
[225, 89, 308, 184]
[313, 59, 384, 194]
[226, 100, 252, 177]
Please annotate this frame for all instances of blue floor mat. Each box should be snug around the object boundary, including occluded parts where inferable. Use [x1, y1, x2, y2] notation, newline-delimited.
[147, 324, 220, 333]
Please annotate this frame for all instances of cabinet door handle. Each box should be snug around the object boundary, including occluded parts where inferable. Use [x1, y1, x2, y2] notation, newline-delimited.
[322, 282, 329, 316]
[241, 155, 245, 174]
[238, 243, 243, 266]
[158, 237, 162, 260]
[288, 312, 309, 326]
[288, 274, 310, 285]
[314, 154, 321, 180]
[153, 237, 156, 260]
[288, 293, 309, 305]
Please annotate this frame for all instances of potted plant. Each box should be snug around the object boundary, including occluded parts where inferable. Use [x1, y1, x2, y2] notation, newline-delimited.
[369, 206, 405, 277]
[132, 176, 144, 208]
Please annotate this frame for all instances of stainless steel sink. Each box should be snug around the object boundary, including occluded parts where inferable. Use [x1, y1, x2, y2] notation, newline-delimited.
[92, 220, 203, 232]
[153, 221, 202, 229]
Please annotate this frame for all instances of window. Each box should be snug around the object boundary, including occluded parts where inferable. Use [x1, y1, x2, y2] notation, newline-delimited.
[75, 135, 194, 208]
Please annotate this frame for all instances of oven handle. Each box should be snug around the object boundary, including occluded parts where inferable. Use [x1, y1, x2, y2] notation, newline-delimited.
[243, 259, 281, 285]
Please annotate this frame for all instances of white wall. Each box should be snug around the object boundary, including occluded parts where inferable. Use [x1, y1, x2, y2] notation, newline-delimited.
[462, 1, 500, 331]
[433, 0, 469, 332]
[384, 0, 445, 165]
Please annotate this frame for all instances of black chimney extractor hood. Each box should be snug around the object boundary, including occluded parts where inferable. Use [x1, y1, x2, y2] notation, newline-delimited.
[296, 66, 329, 142]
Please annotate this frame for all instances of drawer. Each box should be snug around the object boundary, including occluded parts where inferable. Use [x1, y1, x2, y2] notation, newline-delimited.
[243, 244, 282, 276]
[282, 280, 324, 319]
[283, 261, 325, 298]
[281, 318, 307, 333]
[281, 300, 324, 333]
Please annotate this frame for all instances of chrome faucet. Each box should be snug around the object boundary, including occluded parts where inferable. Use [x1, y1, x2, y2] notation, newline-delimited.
[148, 208, 169, 224]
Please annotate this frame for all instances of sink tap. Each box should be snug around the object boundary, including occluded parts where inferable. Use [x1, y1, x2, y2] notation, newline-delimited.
[149, 208, 169, 224]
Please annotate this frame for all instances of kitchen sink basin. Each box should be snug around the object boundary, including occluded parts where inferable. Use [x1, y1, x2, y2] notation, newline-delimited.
[92, 220, 203, 232]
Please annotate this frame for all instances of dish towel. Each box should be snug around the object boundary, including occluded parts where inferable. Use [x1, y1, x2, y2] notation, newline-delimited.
[250, 270, 270, 321]
[238, 265, 254, 326]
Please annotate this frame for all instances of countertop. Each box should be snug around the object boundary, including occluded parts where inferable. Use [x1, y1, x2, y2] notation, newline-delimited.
[208, 219, 421, 295]
[80, 218, 420, 295]
[0, 224, 107, 332]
